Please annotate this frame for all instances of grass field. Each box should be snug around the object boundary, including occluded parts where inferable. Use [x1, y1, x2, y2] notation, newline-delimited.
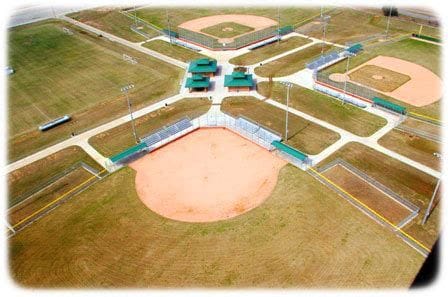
[89, 98, 211, 157]
[257, 82, 387, 137]
[135, 7, 322, 29]
[142, 39, 208, 62]
[8, 20, 183, 162]
[201, 22, 254, 38]
[378, 129, 441, 170]
[68, 8, 159, 42]
[9, 165, 425, 287]
[301, 8, 440, 44]
[317, 142, 440, 248]
[323, 164, 412, 225]
[254, 43, 336, 77]
[400, 118, 440, 137]
[349, 65, 411, 92]
[221, 96, 340, 155]
[8, 146, 101, 208]
[229, 36, 312, 66]
[322, 38, 441, 119]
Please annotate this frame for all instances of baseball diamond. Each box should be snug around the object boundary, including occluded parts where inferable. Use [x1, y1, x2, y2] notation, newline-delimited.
[6, 4, 442, 290]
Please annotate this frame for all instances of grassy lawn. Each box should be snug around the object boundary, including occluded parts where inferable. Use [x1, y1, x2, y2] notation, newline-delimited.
[349, 65, 411, 92]
[322, 38, 441, 119]
[201, 22, 254, 38]
[254, 43, 336, 77]
[9, 165, 425, 287]
[136, 7, 321, 29]
[378, 129, 441, 170]
[221, 96, 340, 155]
[89, 98, 211, 157]
[68, 8, 159, 42]
[257, 82, 387, 137]
[302, 8, 440, 44]
[229, 36, 312, 66]
[317, 142, 440, 248]
[8, 20, 183, 162]
[7, 146, 102, 208]
[142, 39, 208, 62]
[400, 118, 440, 138]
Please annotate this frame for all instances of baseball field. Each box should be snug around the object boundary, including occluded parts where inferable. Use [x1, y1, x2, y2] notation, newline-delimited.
[6, 5, 441, 289]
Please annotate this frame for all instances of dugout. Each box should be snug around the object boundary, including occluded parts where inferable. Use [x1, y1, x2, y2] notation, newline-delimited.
[373, 97, 407, 115]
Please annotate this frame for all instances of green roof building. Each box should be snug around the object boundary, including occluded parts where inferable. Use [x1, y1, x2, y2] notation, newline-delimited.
[185, 74, 211, 92]
[188, 58, 218, 77]
[224, 71, 254, 91]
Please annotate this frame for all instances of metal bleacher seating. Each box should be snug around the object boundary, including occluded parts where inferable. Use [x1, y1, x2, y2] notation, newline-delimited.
[141, 117, 193, 148]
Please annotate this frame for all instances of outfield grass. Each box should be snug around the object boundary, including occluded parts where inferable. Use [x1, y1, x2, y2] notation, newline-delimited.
[317, 142, 440, 248]
[301, 8, 440, 44]
[68, 8, 159, 42]
[142, 39, 208, 62]
[322, 38, 441, 119]
[221, 96, 339, 155]
[201, 22, 254, 38]
[257, 82, 387, 137]
[378, 129, 441, 170]
[9, 165, 425, 287]
[89, 98, 211, 157]
[8, 20, 183, 162]
[8, 146, 102, 207]
[254, 43, 336, 77]
[135, 7, 322, 29]
[229, 36, 312, 66]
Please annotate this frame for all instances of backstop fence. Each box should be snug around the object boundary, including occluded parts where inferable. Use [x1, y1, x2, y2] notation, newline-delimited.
[177, 26, 291, 50]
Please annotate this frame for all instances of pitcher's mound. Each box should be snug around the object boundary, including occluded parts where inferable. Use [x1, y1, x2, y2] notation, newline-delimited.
[130, 128, 286, 223]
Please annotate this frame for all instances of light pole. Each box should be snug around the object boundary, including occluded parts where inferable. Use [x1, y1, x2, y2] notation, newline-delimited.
[166, 9, 172, 46]
[343, 54, 351, 104]
[385, 6, 393, 39]
[277, 7, 280, 45]
[422, 178, 441, 224]
[121, 84, 139, 144]
[280, 81, 292, 141]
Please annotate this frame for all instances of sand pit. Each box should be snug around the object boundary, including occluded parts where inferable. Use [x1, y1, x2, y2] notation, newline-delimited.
[129, 128, 286, 223]
[347, 56, 442, 107]
[179, 14, 277, 44]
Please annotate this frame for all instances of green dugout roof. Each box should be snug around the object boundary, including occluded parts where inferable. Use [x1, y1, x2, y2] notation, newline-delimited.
[110, 142, 148, 163]
[224, 72, 254, 87]
[373, 97, 406, 114]
[271, 140, 308, 161]
[188, 58, 217, 73]
[185, 74, 210, 88]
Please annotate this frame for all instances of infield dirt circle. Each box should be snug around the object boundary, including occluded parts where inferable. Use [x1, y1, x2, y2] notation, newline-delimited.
[129, 128, 286, 223]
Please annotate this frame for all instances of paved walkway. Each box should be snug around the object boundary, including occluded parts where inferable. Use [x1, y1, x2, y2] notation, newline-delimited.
[7, 16, 441, 183]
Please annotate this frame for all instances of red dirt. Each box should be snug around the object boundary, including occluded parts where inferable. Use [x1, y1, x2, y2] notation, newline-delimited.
[129, 128, 286, 223]
[347, 56, 442, 107]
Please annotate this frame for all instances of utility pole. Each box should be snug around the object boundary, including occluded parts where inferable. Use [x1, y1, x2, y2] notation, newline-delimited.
[121, 84, 139, 144]
[343, 54, 350, 104]
[422, 179, 441, 224]
[280, 81, 292, 141]
[166, 9, 172, 46]
[385, 6, 393, 39]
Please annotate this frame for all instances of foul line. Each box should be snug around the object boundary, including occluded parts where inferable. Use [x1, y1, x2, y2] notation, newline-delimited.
[308, 167, 430, 254]
[408, 111, 441, 125]
[11, 169, 107, 230]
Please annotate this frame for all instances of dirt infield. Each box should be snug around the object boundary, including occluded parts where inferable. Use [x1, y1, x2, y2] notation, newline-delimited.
[178, 14, 277, 44]
[323, 164, 412, 225]
[343, 56, 441, 107]
[129, 128, 286, 222]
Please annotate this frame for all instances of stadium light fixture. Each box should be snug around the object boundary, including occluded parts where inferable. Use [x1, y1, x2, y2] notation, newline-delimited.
[280, 81, 292, 141]
[121, 84, 139, 144]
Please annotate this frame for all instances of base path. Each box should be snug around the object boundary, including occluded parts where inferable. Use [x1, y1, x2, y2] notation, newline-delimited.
[129, 128, 286, 222]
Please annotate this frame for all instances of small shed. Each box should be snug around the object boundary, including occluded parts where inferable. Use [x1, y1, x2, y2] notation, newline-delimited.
[188, 58, 218, 77]
[185, 74, 211, 92]
[224, 71, 254, 92]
